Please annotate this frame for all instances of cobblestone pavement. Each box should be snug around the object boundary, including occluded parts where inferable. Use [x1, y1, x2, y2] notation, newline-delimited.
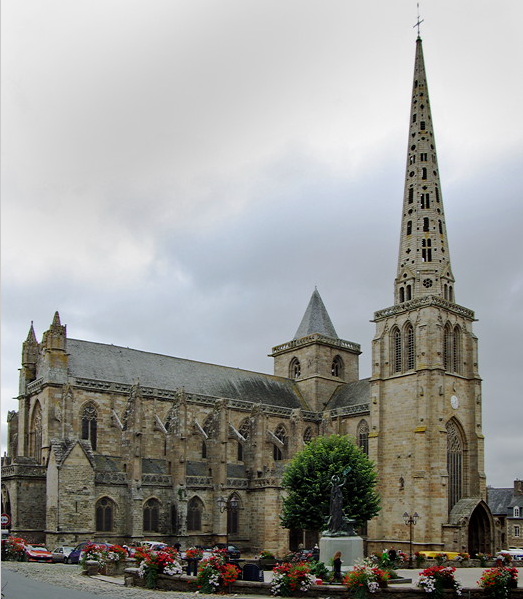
[2, 561, 522, 597]
[1, 561, 220, 598]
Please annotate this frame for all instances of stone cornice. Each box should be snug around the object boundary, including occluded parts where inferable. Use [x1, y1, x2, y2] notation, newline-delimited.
[373, 295, 475, 322]
[271, 334, 361, 356]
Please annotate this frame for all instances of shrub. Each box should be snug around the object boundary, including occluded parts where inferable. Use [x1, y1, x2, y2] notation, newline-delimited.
[1, 537, 26, 561]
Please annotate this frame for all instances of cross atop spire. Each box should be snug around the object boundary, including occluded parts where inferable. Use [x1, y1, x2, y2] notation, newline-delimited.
[413, 3, 424, 38]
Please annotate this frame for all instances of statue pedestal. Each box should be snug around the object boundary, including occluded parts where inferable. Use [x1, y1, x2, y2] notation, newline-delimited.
[319, 534, 363, 570]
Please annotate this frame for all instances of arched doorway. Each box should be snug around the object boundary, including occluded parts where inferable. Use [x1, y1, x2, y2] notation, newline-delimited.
[468, 502, 492, 555]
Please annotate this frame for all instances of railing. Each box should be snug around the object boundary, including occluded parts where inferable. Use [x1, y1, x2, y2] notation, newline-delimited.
[272, 334, 361, 355]
[374, 295, 475, 321]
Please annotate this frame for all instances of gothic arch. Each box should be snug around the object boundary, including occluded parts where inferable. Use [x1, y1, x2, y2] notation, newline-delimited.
[391, 326, 402, 373]
[447, 418, 467, 512]
[303, 426, 314, 444]
[289, 357, 301, 379]
[143, 496, 161, 532]
[357, 419, 369, 455]
[80, 401, 98, 451]
[29, 400, 43, 463]
[227, 492, 242, 536]
[453, 324, 462, 374]
[187, 496, 204, 531]
[331, 355, 344, 378]
[273, 423, 288, 461]
[443, 322, 453, 371]
[95, 496, 117, 532]
[404, 321, 415, 370]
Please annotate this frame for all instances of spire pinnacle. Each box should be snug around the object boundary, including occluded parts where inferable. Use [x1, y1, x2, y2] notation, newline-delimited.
[294, 289, 338, 340]
[26, 321, 37, 343]
[413, 3, 424, 39]
[395, 37, 455, 305]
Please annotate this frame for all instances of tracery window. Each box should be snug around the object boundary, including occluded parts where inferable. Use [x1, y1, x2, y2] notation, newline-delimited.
[227, 494, 240, 535]
[289, 357, 301, 379]
[96, 497, 115, 532]
[357, 420, 369, 455]
[143, 498, 160, 532]
[187, 497, 204, 531]
[303, 426, 313, 444]
[405, 323, 415, 370]
[392, 327, 402, 373]
[453, 326, 462, 374]
[81, 403, 98, 451]
[273, 424, 287, 461]
[447, 420, 464, 512]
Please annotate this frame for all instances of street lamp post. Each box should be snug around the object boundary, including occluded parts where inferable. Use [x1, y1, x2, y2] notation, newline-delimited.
[403, 511, 419, 568]
[217, 495, 239, 551]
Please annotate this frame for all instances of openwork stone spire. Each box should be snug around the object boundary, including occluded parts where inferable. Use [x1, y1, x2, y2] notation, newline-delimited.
[395, 37, 455, 305]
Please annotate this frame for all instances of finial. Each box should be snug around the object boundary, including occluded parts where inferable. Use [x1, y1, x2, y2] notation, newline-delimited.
[413, 3, 424, 38]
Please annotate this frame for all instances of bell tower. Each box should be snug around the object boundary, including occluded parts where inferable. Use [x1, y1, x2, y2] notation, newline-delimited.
[367, 36, 490, 554]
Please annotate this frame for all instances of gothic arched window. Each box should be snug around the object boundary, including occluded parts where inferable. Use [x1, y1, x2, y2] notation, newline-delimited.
[273, 424, 287, 461]
[96, 497, 115, 532]
[81, 403, 98, 451]
[443, 323, 453, 371]
[303, 426, 313, 444]
[453, 325, 462, 374]
[187, 497, 204, 531]
[143, 498, 160, 532]
[289, 357, 301, 379]
[30, 401, 42, 463]
[171, 503, 177, 533]
[331, 355, 344, 378]
[357, 420, 369, 455]
[405, 322, 415, 370]
[447, 420, 464, 512]
[392, 327, 402, 373]
[227, 494, 241, 535]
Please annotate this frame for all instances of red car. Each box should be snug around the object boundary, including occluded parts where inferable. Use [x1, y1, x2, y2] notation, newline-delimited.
[25, 544, 53, 562]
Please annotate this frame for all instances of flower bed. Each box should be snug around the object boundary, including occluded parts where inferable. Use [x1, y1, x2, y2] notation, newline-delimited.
[133, 545, 183, 588]
[271, 561, 316, 596]
[344, 563, 390, 599]
[478, 567, 519, 599]
[417, 565, 462, 599]
[193, 548, 241, 593]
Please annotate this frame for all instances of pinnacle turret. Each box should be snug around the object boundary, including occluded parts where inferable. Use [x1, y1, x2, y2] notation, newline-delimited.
[294, 288, 338, 340]
[395, 37, 455, 305]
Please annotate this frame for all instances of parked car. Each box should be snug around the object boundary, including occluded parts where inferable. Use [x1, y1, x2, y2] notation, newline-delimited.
[51, 546, 75, 563]
[66, 541, 109, 564]
[418, 551, 460, 560]
[25, 545, 53, 562]
[497, 548, 523, 560]
[139, 541, 168, 552]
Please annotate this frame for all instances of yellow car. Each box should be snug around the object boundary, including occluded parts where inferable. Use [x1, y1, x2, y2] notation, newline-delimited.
[419, 551, 460, 560]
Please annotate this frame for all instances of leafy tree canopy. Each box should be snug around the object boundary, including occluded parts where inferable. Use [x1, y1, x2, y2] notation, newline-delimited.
[280, 434, 380, 532]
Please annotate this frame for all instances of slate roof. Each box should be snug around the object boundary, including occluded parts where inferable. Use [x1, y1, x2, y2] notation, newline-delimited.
[294, 289, 338, 340]
[65, 339, 303, 409]
[327, 378, 371, 410]
[488, 488, 513, 515]
[94, 455, 122, 472]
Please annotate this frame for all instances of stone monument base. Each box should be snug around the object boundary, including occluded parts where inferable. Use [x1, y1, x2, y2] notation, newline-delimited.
[319, 534, 363, 570]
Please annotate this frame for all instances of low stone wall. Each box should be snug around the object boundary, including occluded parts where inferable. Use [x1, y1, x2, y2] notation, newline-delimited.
[123, 568, 523, 598]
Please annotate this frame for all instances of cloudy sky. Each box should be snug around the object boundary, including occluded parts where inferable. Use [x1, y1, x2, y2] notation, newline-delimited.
[2, 0, 522, 488]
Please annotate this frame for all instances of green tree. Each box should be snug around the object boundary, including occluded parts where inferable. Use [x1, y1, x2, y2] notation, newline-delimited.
[280, 434, 380, 532]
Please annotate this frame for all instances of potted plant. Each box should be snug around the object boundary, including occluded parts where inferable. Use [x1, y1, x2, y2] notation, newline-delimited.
[259, 550, 277, 570]
[271, 561, 315, 596]
[344, 563, 390, 599]
[478, 567, 519, 599]
[417, 565, 462, 599]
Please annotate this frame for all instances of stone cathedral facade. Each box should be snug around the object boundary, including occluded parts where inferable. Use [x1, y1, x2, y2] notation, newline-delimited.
[2, 37, 495, 556]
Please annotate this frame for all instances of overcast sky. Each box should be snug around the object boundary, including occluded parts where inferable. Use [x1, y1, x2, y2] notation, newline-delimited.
[2, 0, 522, 488]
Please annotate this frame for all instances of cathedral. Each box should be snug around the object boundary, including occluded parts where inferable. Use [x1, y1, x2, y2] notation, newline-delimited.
[1, 36, 496, 556]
